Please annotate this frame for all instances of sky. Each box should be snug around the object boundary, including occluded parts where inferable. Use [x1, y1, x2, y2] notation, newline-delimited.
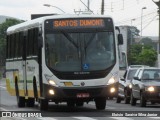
[0, 0, 159, 36]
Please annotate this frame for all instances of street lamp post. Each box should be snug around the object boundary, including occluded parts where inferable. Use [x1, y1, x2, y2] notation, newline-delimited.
[43, 4, 65, 13]
[141, 7, 147, 37]
[152, 0, 160, 54]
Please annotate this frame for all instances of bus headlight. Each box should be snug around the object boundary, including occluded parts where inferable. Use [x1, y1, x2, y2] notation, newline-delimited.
[129, 84, 132, 89]
[49, 89, 55, 95]
[44, 74, 57, 86]
[108, 77, 115, 85]
[48, 80, 56, 86]
[110, 87, 116, 93]
[146, 86, 155, 92]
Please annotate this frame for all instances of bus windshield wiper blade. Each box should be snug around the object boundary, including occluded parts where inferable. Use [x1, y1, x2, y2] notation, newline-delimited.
[85, 33, 96, 49]
[62, 32, 78, 48]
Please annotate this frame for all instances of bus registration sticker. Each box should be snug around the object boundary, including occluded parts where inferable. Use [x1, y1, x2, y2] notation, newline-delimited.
[77, 93, 90, 98]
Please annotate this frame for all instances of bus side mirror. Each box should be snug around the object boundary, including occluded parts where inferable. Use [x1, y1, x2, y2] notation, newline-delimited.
[118, 34, 123, 45]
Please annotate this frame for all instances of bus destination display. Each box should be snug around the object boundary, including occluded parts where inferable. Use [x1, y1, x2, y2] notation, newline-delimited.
[53, 19, 105, 29]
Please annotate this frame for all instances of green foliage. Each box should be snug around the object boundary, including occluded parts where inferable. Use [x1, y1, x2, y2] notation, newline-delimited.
[139, 37, 153, 45]
[0, 18, 23, 66]
[128, 44, 157, 66]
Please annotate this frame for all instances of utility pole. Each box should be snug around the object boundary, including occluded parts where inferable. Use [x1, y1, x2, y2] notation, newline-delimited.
[101, 0, 104, 15]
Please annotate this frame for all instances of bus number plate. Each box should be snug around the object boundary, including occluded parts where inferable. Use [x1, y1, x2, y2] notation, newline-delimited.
[77, 93, 90, 98]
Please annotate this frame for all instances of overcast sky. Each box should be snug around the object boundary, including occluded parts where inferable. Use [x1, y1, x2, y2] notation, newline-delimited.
[0, 0, 159, 36]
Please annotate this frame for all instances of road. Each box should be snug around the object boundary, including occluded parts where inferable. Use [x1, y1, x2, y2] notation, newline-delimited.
[0, 78, 160, 120]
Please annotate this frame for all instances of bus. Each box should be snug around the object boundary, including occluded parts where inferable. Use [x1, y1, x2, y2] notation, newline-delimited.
[6, 14, 123, 110]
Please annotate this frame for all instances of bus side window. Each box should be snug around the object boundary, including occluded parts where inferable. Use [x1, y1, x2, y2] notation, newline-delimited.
[19, 32, 23, 58]
[6, 35, 10, 59]
[27, 29, 32, 57]
[10, 34, 15, 58]
[15, 33, 19, 58]
[27, 28, 38, 57]
[33, 28, 38, 56]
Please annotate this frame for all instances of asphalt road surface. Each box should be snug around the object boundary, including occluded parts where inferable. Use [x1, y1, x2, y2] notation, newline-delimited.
[0, 78, 160, 120]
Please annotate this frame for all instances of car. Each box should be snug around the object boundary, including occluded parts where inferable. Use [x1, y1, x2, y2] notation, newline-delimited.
[128, 65, 149, 68]
[116, 67, 138, 104]
[130, 67, 160, 107]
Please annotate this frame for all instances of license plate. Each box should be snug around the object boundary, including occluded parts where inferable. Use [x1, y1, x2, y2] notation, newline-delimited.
[64, 82, 73, 86]
[77, 93, 90, 98]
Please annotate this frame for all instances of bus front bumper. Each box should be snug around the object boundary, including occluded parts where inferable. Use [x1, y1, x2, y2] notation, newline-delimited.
[42, 83, 118, 100]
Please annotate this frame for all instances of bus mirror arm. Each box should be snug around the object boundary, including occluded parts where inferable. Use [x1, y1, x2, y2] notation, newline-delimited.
[118, 34, 123, 45]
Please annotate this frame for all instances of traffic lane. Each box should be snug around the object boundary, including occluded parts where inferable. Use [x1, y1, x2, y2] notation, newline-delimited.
[0, 78, 160, 112]
[0, 94, 160, 120]
[0, 89, 160, 117]
[1, 86, 159, 113]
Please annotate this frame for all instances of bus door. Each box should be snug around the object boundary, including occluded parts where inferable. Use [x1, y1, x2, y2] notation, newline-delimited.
[22, 32, 28, 97]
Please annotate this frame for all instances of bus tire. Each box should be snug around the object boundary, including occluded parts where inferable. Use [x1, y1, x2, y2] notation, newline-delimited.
[38, 99, 48, 110]
[76, 101, 84, 107]
[95, 97, 106, 110]
[15, 79, 25, 107]
[26, 97, 35, 107]
[33, 78, 38, 101]
[67, 101, 75, 107]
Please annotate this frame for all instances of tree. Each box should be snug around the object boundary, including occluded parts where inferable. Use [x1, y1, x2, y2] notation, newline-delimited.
[139, 37, 153, 46]
[0, 18, 23, 66]
[137, 48, 157, 66]
[128, 44, 157, 66]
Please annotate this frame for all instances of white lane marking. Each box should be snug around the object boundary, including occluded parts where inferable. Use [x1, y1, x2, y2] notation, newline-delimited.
[0, 107, 8, 111]
[0, 85, 6, 89]
[0, 86, 6, 89]
[88, 102, 115, 109]
[109, 117, 134, 120]
[73, 117, 97, 120]
[38, 118, 57, 120]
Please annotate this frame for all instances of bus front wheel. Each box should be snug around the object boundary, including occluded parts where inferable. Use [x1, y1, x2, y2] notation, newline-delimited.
[38, 99, 48, 110]
[95, 97, 106, 110]
[26, 98, 35, 107]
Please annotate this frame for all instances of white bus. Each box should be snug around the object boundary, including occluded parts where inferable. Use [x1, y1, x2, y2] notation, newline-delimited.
[6, 14, 123, 110]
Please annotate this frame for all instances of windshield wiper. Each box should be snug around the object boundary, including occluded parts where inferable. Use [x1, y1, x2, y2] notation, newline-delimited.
[62, 32, 78, 48]
[85, 33, 96, 49]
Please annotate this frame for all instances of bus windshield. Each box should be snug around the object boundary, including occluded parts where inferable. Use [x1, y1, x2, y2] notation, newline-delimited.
[45, 31, 115, 72]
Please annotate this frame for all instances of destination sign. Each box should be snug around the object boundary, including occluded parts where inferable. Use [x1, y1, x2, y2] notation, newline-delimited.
[45, 18, 114, 31]
[53, 19, 105, 29]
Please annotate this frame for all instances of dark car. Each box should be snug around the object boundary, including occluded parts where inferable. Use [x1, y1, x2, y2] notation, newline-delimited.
[116, 67, 138, 104]
[130, 67, 160, 107]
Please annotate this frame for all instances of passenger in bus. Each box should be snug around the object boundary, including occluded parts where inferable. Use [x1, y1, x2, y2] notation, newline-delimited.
[96, 40, 106, 52]
[87, 40, 111, 61]
[65, 43, 77, 61]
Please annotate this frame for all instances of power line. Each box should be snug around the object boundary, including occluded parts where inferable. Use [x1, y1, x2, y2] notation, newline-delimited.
[142, 15, 158, 30]
[79, 0, 94, 14]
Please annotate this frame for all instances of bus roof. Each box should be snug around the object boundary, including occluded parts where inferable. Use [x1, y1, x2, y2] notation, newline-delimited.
[7, 14, 113, 34]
